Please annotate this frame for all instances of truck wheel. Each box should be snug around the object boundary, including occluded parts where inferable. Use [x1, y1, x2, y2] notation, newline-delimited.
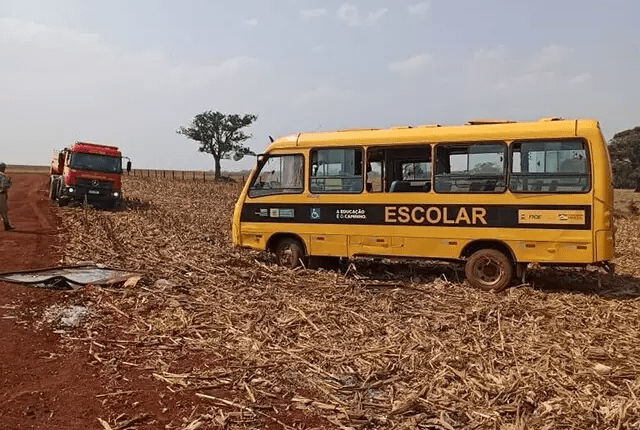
[275, 238, 305, 269]
[48, 179, 58, 200]
[465, 249, 513, 291]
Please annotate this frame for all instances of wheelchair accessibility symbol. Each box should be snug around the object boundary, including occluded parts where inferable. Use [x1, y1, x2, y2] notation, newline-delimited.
[310, 208, 321, 220]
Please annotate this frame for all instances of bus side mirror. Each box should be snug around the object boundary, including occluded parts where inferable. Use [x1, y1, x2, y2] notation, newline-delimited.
[126, 161, 132, 173]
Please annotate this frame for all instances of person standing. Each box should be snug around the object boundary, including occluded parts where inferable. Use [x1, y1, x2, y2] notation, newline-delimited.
[0, 162, 14, 231]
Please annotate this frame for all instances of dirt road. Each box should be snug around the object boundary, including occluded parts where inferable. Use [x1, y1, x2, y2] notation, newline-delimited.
[0, 174, 105, 429]
[0, 173, 333, 430]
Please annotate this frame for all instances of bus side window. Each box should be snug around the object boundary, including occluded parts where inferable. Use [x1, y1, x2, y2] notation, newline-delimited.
[436, 148, 450, 174]
[310, 148, 364, 194]
[510, 140, 590, 193]
[366, 161, 383, 192]
[434, 142, 507, 193]
[380, 145, 431, 193]
[435, 147, 452, 192]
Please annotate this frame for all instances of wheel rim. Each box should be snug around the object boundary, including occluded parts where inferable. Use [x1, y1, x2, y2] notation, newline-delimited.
[472, 255, 504, 287]
[279, 244, 296, 268]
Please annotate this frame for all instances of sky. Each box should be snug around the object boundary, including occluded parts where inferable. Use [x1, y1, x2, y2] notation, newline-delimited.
[0, 0, 638, 171]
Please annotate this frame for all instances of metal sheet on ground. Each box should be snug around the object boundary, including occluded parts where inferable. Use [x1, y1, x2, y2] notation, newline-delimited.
[0, 264, 143, 288]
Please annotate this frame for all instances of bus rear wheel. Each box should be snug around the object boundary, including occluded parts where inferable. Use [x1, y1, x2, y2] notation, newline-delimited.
[465, 249, 513, 291]
[275, 238, 305, 269]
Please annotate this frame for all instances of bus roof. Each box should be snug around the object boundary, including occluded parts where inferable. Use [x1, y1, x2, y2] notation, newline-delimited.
[265, 118, 601, 151]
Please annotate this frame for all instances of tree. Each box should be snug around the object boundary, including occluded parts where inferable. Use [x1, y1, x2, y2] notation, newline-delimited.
[177, 111, 257, 180]
[608, 126, 640, 189]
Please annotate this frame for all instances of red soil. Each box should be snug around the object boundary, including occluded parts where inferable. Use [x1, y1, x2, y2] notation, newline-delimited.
[0, 174, 331, 430]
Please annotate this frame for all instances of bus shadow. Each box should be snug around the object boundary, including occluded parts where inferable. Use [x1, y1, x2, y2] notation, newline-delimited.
[345, 259, 465, 285]
[257, 253, 640, 300]
[338, 259, 640, 300]
[524, 268, 640, 299]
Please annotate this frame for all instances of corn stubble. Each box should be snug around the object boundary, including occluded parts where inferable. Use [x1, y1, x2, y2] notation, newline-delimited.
[59, 179, 640, 429]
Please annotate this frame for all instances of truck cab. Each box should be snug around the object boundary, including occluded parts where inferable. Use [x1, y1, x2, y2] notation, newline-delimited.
[50, 142, 131, 208]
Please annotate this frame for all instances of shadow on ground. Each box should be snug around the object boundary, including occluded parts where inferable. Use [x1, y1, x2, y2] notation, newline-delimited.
[525, 267, 640, 299]
[122, 198, 151, 211]
[58, 198, 151, 212]
[258, 252, 640, 300]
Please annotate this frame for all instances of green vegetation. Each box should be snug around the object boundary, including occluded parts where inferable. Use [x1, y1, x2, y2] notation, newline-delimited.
[608, 126, 640, 189]
[177, 111, 257, 180]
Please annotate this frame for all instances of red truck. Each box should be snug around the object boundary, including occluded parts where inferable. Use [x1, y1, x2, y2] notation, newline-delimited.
[49, 142, 131, 208]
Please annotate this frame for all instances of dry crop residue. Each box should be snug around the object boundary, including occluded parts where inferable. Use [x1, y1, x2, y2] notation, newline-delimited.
[53, 178, 640, 429]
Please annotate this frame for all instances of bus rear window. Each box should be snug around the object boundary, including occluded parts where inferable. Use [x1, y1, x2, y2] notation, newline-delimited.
[510, 140, 590, 193]
[249, 154, 304, 197]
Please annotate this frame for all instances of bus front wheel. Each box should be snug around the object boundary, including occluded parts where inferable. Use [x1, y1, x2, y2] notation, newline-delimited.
[465, 249, 513, 291]
[275, 238, 305, 269]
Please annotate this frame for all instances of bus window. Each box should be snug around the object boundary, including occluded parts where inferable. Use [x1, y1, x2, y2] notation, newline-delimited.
[366, 148, 385, 193]
[366, 161, 383, 192]
[399, 161, 431, 191]
[510, 140, 590, 193]
[310, 148, 363, 193]
[248, 154, 304, 197]
[368, 146, 431, 193]
[435, 143, 507, 193]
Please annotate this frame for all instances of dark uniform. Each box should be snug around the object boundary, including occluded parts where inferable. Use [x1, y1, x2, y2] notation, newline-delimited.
[0, 163, 13, 231]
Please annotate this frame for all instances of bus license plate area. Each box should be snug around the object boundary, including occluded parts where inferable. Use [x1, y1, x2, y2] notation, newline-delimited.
[88, 190, 100, 195]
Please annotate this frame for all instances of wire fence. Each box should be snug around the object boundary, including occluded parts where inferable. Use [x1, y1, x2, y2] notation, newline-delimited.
[129, 169, 247, 183]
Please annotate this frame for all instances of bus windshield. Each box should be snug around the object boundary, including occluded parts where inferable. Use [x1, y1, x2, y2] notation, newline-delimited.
[249, 154, 304, 197]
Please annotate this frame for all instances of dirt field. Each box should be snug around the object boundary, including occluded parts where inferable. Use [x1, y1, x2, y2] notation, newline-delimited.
[2, 174, 640, 429]
[0, 174, 333, 430]
[0, 173, 105, 429]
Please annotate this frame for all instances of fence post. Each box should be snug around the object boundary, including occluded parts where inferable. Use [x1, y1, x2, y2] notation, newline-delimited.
[182, 171, 185, 180]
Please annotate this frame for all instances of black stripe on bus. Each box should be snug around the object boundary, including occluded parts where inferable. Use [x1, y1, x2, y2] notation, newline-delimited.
[241, 203, 592, 230]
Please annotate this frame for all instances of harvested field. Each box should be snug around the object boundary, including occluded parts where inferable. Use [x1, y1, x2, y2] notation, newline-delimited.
[50, 179, 640, 429]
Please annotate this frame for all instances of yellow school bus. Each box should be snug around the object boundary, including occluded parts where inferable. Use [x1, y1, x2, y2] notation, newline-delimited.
[232, 117, 614, 290]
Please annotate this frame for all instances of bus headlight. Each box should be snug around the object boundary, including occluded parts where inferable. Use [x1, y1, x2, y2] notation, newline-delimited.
[112, 192, 120, 198]
[68, 187, 75, 193]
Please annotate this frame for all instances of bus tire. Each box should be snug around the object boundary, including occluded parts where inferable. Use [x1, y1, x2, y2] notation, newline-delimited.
[275, 238, 305, 269]
[465, 248, 513, 291]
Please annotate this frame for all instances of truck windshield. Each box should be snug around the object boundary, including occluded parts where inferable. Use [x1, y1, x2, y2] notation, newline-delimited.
[69, 153, 122, 173]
